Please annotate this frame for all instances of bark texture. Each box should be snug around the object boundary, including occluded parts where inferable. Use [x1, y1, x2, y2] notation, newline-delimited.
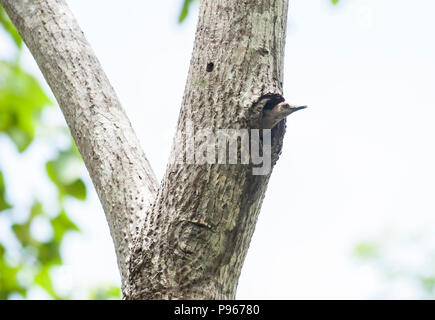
[2, 0, 290, 299]
[126, 0, 289, 299]
[0, 0, 159, 289]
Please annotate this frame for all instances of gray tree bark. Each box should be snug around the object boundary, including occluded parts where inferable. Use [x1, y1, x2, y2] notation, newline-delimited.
[0, 0, 159, 290]
[1, 0, 290, 299]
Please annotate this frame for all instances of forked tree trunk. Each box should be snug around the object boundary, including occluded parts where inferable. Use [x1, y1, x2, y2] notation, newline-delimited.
[1, 0, 290, 299]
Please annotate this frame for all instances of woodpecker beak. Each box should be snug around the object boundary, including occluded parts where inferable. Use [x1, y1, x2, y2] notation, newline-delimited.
[291, 105, 307, 112]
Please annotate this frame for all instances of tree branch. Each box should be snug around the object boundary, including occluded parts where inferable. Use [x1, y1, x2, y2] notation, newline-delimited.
[0, 0, 159, 288]
[126, 0, 290, 299]
[3, 0, 292, 299]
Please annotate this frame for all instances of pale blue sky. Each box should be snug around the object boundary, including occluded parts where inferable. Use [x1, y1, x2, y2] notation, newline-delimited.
[2, 0, 435, 299]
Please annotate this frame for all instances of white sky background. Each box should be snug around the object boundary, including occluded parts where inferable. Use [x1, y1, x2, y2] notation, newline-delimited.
[2, 0, 435, 299]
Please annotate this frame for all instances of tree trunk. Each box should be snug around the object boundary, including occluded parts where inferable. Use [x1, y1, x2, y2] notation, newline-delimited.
[2, 0, 290, 299]
[0, 0, 159, 290]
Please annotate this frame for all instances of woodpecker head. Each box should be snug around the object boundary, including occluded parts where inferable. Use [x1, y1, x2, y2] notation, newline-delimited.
[275, 102, 307, 117]
[261, 101, 307, 128]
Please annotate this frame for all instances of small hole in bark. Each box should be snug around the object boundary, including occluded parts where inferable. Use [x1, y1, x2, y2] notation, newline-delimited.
[206, 62, 214, 72]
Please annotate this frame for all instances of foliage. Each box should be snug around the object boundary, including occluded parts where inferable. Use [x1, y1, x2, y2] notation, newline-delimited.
[0, 7, 21, 48]
[179, 0, 197, 23]
[354, 232, 435, 299]
[0, 61, 51, 152]
[0, 5, 119, 300]
[0, 172, 11, 211]
[88, 285, 121, 300]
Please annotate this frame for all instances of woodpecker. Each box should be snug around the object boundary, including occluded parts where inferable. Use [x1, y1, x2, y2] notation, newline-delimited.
[261, 101, 307, 129]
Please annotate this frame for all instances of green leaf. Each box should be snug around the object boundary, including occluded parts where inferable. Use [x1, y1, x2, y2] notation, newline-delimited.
[10, 203, 79, 299]
[0, 5, 22, 48]
[70, 139, 83, 160]
[331, 0, 339, 5]
[0, 61, 52, 152]
[45, 151, 79, 186]
[51, 210, 79, 242]
[12, 201, 43, 246]
[64, 179, 87, 200]
[12, 222, 32, 247]
[0, 244, 26, 299]
[34, 266, 61, 299]
[36, 240, 62, 266]
[421, 277, 435, 293]
[354, 242, 379, 259]
[89, 285, 121, 300]
[179, 0, 197, 23]
[46, 149, 87, 200]
[7, 128, 33, 152]
[0, 171, 12, 211]
[30, 201, 43, 218]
